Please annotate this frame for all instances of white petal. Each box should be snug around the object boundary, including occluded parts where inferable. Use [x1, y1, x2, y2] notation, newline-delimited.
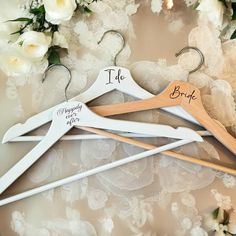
[53, 31, 68, 48]
[43, 0, 77, 24]
[16, 31, 51, 60]
[0, 48, 32, 76]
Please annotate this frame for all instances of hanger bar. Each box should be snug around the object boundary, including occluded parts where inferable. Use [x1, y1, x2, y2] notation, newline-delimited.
[0, 139, 195, 206]
[67, 128, 236, 177]
[1, 135, 235, 207]
[90, 81, 236, 155]
[8, 133, 157, 142]
[8, 130, 212, 142]
[7, 128, 218, 178]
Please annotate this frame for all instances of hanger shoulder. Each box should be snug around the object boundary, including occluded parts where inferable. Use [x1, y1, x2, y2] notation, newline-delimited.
[72, 67, 202, 125]
[178, 83, 236, 155]
[77, 103, 202, 141]
[198, 112, 236, 155]
[2, 106, 56, 144]
[0, 102, 80, 194]
[76, 67, 200, 124]
[110, 66, 153, 98]
[0, 122, 70, 194]
[1, 95, 91, 143]
[91, 80, 236, 155]
[166, 82, 236, 155]
[73, 67, 116, 102]
[90, 83, 181, 116]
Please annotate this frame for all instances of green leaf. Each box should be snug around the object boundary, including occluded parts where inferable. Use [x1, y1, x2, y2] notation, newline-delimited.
[10, 20, 32, 35]
[48, 47, 61, 65]
[30, 5, 45, 15]
[192, 2, 200, 10]
[18, 41, 23, 46]
[212, 207, 220, 219]
[230, 29, 236, 39]
[83, 6, 92, 13]
[51, 24, 59, 32]
[232, 3, 236, 20]
[7, 17, 33, 23]
[75, 3, 93, 14]
[11, 27, 26, 35]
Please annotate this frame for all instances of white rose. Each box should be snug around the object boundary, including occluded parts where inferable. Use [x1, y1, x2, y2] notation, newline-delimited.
[43, 0, 77, 24]
[53, 31, 68, 48]
[15, 31, 51, 61]
[197, 0, 225, 28]
[0, 48, 32, 76]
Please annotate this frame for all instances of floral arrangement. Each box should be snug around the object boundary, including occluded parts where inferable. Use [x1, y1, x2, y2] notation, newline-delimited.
[0, 0, 95, 77]
[204, 207, 236, 236]
[1, 0, 236, 79]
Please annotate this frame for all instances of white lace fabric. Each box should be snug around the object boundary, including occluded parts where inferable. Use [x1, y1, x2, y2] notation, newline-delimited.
[0, 1, 236, 236]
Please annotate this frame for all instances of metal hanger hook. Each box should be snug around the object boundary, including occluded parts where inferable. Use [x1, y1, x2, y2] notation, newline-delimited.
[42, 64, 72, 102]
[98, 30, 126, 66]
[175, 46, 205, 74]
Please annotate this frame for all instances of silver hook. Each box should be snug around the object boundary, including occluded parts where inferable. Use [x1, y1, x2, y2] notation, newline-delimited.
[42, 64, 72, 102]
[98, 30, 126, 66]
[175, 46, 205, 74]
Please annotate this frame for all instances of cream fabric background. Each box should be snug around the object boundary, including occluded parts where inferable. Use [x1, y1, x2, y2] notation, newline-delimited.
[0, 1, 235, 235]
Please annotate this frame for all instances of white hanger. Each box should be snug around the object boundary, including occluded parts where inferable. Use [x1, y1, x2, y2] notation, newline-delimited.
[2, 31, 200, 144]
[0, 101, 202, 195]
[8, 132, 157, 142]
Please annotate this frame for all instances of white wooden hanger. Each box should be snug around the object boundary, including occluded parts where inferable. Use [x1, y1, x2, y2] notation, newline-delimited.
[0, 101, 202, 195]
[2, 31, 201, 144]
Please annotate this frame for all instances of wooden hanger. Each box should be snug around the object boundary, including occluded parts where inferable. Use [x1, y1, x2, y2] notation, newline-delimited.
[90, 80, 236, 155]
